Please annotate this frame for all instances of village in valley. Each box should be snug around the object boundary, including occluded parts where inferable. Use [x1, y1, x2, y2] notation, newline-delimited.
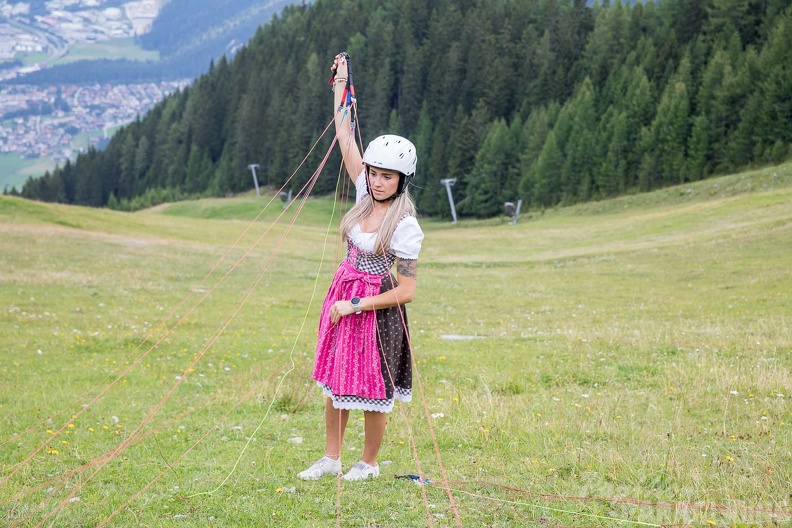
[0, 0, 187, 175]
[0, 81, 188, 162]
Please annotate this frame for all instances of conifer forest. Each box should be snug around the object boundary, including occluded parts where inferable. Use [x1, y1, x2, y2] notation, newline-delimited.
[14, 0, 792, 218]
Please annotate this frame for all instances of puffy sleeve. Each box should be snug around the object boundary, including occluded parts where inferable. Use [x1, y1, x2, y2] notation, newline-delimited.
[390, 216, 424, 260]
[355, 170, 367, 204]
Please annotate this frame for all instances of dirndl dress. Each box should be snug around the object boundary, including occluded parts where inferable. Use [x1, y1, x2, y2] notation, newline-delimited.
[311, 173, 424, 413]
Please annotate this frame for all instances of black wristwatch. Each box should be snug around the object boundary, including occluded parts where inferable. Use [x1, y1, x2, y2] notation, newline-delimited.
[351, 297, 362, 314]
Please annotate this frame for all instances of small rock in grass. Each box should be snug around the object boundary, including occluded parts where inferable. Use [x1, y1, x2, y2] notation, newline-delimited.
[287, 437, 303, 445]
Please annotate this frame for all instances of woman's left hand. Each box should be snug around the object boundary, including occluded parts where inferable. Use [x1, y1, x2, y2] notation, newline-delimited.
[330, 300, 355, 324]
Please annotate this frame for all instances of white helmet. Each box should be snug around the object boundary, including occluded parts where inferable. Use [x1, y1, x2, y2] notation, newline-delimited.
[362, 135, 417, 177]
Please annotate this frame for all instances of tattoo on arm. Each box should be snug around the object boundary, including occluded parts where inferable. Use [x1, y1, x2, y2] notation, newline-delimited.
[397, 259, 418, 279]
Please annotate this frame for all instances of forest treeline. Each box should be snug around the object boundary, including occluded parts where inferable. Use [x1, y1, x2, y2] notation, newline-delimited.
[12, 0, 792, 218]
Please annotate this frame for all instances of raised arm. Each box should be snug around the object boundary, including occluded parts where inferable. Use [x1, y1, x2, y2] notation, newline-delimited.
[332, 53, 364, 183]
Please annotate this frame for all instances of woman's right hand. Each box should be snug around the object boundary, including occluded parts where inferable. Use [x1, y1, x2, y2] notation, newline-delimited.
[332, 53, 349, 80]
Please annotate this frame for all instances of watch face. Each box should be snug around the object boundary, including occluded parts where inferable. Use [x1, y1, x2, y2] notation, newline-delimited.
[351, 297, 361, 305]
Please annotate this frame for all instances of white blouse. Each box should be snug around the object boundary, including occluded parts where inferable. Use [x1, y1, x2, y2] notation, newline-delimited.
[350, 171, 424, 260]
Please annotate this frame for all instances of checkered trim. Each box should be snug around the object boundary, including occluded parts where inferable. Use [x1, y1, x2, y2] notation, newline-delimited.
[320, 383, 412, 413]
[346, 240, 395, 275]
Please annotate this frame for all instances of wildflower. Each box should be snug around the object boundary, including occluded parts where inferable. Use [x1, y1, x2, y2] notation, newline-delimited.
[102, 425, 110, 430]
[452, 397, 459, 403]
[67, 424, 74, 429]
[438, 356, 446, 361]
[437, 398, 444, 402]
[276, 487, 283, 493]
[707, 521, 716, 526]
[47, 448, 59, 455]
[46, 429, 55, 435]
[88, 427, 94, 432]
[61, 440, 68, 445]
[726, 456, 734, 462]
[536, 413, 541, 417]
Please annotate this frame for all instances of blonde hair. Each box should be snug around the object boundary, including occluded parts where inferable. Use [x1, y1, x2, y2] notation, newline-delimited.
[340, 174, 417, 255]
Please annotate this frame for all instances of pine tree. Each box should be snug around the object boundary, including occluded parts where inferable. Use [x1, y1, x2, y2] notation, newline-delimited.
[532, 130, 564, 208]
[560, 78, 598, 202]
[461, 118, 516, 218]
[755, 8, 792, 162]
[410, 102, 433, 209]
[518, 103, 558, 203]
[639, 80, 690, 188]
[685, 115, 711, 180]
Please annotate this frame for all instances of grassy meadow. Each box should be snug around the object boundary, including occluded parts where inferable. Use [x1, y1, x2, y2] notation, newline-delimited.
[52, 38, 160, 66]
[0, 154, 57, 194]
[0, 162, 790, 527]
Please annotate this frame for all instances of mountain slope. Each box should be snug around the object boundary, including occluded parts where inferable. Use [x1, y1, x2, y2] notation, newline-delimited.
[13, 0, 792, 219]
[3, 0, 301, 84]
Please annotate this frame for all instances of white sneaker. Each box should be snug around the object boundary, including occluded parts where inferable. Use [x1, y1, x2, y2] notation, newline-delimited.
[342, 461, 379, 481]
[297, 456, 341, 480]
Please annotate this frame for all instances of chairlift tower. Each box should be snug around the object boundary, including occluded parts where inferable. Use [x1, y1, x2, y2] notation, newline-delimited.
[505, 199, 523, 225]
[440, 178, 458, 224]
[248, 164, 261, 197]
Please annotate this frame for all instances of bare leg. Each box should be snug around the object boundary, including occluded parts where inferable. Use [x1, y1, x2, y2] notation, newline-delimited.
[361, 411, 387, 466]
[325, 397, 349, 460]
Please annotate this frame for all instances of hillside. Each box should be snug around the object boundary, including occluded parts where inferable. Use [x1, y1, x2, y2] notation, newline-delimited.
[14, 0, 792, 220]
[1, 0, 301, 84]
[1, 162, 790, 526]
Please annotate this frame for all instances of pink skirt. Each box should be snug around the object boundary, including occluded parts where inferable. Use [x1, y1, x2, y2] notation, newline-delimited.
[313, 261, 387, 400]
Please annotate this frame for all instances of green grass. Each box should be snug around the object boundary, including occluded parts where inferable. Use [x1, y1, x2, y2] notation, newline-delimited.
[52, 38, 159, 66]
[0, 153, 57, 192]
[1, 162, 791, 526]
[0, 132, 105, 192]
[72, 130, 105, 151]
[17, 52, 50, 67]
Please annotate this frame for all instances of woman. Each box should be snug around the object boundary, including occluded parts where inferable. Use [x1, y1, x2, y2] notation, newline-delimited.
[298, 53, 424, 481]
